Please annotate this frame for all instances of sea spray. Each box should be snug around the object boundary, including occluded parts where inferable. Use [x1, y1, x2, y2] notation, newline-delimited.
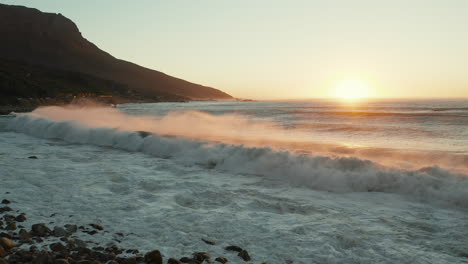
[6, 110, 468, 208]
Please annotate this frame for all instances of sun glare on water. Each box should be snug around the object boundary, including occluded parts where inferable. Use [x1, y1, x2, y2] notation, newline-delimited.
[332, 79, 374, 100]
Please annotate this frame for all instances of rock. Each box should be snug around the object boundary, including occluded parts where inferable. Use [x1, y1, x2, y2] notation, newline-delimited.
[0, 200, 9, 205]
[74, 239, 87, 248]
[0, 258, 8, 264]
[28, 156, 38, 159]
[54, 259, 69, 264]
[15, 215, 26, 222]
[224, 246, 242, 252]
[84, 230, 98, 235]
[201, 238, 215, 245]
[237, 250, 251, 262]
[33, 237, 43, 243]
[0, 207, 11, 213]
[167, 258, 181, 264]
[3, 215, 15, 223]
[53, 226, 68, 237]
[5, 223, 16, 231]
[50, 242, 68, 253]
[145, 250, 163, 264]
[89, 224, 104, 231]
[179, 257, 191, 263]
[193, 252, 211, 262]
[0, 246, 6, 258]
[31, 223, 52, 237]
[34, 251, 54, 264]
[64, 224, 78, 234]
[18, 229, 31, 240]
[0, 237, 15, 249]
[214, 257, 228, 264]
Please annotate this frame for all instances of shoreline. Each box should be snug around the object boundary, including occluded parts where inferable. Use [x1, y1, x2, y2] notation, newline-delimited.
[0, 199, 252, 264]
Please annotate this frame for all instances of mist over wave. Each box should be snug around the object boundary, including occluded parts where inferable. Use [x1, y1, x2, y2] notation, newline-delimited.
[5, 106, 468, 207]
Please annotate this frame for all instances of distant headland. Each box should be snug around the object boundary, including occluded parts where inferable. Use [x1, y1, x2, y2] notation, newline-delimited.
[0, 4, 232, 114]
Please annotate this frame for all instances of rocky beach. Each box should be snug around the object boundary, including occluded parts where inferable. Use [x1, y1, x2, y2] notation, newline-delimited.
[0, 198, 254, 264]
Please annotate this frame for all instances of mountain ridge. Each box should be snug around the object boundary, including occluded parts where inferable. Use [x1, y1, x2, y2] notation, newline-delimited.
[0, 3, 232, 103]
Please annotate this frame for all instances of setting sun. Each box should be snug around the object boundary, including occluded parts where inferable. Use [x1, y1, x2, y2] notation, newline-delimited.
[332, 80, 374, 100]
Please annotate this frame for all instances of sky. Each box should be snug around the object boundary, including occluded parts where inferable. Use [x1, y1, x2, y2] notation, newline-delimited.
[1, 0, 468, 99]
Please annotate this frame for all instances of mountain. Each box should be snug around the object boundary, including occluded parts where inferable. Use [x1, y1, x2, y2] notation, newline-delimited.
[0, 4, 232, 104]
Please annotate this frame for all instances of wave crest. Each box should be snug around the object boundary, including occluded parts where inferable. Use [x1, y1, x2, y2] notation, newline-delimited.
[6, 112, 468, 208]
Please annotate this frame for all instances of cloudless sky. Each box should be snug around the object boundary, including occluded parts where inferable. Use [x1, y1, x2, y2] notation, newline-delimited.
[1, 0, 468, 99]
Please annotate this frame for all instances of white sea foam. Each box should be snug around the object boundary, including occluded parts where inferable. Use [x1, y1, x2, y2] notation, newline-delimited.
[5, 108, 468, 208]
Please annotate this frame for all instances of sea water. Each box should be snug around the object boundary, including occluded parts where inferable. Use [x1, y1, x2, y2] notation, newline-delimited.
[0, 99, 467, 263]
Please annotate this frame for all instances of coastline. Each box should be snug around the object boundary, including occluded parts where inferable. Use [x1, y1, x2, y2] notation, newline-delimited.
[0, 199, 250, 264]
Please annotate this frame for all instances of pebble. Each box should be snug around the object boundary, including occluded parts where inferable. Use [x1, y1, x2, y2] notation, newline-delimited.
[0, 200, 10, 205]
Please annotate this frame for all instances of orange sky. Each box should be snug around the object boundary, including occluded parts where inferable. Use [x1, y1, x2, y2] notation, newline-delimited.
[4, 0, 468, 99]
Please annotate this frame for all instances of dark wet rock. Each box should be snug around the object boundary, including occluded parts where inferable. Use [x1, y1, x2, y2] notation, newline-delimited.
[50, 242, 68, 253]
[34, 251, 54, 264]
[90, 224, 104, 231]
[237, 250, 251, 262]
[33, 237, 44, 243]
[0, 246, 7, 258]
[19, 229, 32, 240]
[145, 250, 163, 264]
[5, 223, 16, 231]
[224, 246, 242, 252]
[28, 156, 38, 159]
[83, 230, 98, 235]
[0, 258, 7, 264]
[15, 214, 26, 222]
[53, 226, 68, 237]
[201, 238, 215, 245]
[214, 257, 228, 264]
[93, 246, 105, 251]
[3, 215, 15, 223]
[0, 237, 15, 249]
[0, 200, 9, 205]
[179, 257, 192, 263]
[115, 232, 124, 237]
[54, 259, 69, 264]
[167, 258, 181, 264]
[193, 252, 211, 262]
[0, 207, 12, 213]
[64, 224, 78, 234]
[31, 223, 52, 237]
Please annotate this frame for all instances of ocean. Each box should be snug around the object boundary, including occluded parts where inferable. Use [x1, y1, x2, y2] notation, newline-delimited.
[1, 99, 467, 263]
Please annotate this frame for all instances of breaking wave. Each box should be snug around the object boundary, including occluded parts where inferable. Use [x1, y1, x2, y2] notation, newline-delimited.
[5, 108, 468, 208]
